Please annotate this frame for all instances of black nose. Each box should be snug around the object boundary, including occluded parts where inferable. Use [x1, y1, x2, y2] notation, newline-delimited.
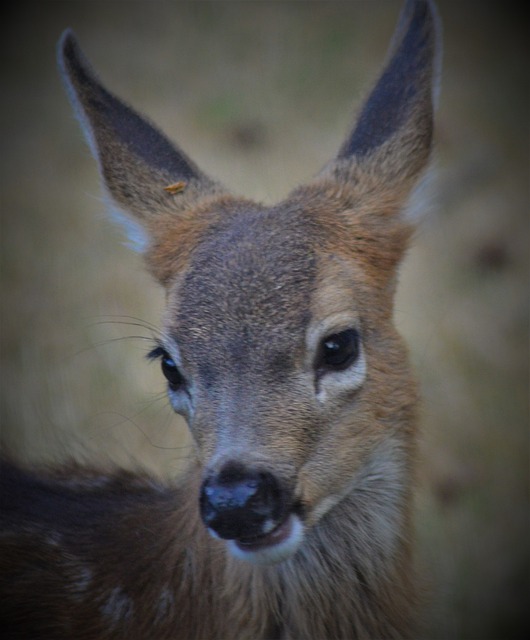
[199, 463, 286, 540]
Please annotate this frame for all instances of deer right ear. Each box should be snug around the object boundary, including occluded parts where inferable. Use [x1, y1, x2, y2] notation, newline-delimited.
[321, 0, 442, 199]
[57, 30, 225, 252]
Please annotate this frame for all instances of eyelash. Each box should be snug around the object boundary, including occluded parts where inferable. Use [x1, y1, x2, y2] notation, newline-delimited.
[147, 345, 185, 390]
[146, 345, 166, 361]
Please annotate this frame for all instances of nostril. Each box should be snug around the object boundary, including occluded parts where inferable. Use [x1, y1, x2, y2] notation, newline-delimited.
[199, 466, 286, 540]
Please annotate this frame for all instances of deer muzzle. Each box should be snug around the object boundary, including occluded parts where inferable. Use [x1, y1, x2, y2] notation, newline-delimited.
[199, 462, 303, 563]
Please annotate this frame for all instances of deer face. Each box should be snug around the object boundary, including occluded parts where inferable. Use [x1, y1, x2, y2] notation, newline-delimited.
[146, 194, 415, 564]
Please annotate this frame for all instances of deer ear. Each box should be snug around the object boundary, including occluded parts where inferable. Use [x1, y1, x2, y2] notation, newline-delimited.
[57, 30, 225, 251]
[323, 0, 442, 193]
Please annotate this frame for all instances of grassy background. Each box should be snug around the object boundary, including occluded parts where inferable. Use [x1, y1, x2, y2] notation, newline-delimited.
[1, 1, 528, 637]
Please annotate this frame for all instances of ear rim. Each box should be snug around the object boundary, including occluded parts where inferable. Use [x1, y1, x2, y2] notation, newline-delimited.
[385, 0, 442, 112]
[57, 29, 99, 161]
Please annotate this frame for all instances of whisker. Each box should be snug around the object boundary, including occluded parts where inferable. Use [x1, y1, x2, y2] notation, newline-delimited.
[87, 410, 192, 452]
[89, 314, 162, 335]
[69, 335, 158, 360]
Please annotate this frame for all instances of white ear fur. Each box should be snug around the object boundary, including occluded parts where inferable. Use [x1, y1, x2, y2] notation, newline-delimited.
[105, 201, 150, 253]
[58, 39, 99, 162]
[401, 163, 439, 224]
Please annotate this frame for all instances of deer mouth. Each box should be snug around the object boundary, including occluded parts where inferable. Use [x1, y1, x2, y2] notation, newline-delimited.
[235, 514, 294, 551]
[228, 513, 305, 564]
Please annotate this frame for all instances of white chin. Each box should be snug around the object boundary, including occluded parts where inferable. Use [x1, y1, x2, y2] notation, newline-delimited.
[226, 514, 305, 566]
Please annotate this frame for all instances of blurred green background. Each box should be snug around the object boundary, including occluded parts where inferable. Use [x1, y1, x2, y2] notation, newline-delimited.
[1, 1, 528, 638]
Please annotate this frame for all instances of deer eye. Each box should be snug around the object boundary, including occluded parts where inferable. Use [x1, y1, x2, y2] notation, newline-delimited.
[148, 346, 185, 390]
[316, 329, 360, 373]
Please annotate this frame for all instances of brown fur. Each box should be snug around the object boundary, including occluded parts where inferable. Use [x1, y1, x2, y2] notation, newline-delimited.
[0, 2, 441, 638]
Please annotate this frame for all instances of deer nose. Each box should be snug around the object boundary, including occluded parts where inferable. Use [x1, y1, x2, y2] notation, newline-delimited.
[199, 464, 286, 541]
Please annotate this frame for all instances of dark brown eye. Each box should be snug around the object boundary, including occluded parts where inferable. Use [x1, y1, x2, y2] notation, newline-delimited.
[148, 346, 185, 390]
[317, 329, 360, 373]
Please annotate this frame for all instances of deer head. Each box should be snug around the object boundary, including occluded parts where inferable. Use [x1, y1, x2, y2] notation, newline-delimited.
[58, 0, 440, 565]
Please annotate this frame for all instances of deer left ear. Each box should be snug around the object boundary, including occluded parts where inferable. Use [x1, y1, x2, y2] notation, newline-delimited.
[322, 0, 442, 195]
[57, 29, 227, 253]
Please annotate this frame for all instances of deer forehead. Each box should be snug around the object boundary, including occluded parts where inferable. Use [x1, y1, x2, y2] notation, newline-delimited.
[171, 207, 315, 370]
[162, 204, 366, 374]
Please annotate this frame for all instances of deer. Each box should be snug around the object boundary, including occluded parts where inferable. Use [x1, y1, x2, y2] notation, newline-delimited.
[0, 1, 441, 638]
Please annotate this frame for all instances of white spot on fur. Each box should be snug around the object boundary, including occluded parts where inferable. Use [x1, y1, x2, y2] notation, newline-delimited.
[154, 587, 174, 623]
[70, 566, 93, 602]
[101, 586, 133, 628]
[76, 567, 93, 592]
[45, 531, 63, 547]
